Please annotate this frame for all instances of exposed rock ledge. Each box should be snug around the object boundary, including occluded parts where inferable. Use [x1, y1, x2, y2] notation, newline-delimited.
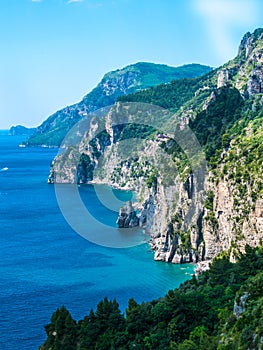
[116, 201, 139, 228]
[194, 260, 211, 276]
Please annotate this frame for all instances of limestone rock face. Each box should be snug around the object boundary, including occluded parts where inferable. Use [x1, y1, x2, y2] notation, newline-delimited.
[102, 71, 139, 96]
[49, 99, 263, 264]
[225, 29, 263, 94]
[146, 169, 205, 264]
[203, 178, 234, 260]
[48, 29, 263, 265]
[217, 69, 229, 88]
[26, 62, 211, 147]
[203, 176, 263, 261]
[139, 195, 155, 228]
[247, 66, 263, 96]
[234, 293, 248, 319]
[238, 31, 252, 57]
[238, 29, 263, 58]
[116, 201, 139, 228]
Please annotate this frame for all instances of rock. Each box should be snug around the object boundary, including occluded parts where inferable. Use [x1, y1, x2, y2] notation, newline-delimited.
[238, 31, 252, 57]
[238, 29, 263, 58]
[48, 171, 54, 184]
[47, 28, 263, 267]
[139, 195, 155, 227]
[194, 260, 211, 276]
[9, 125, 36, 136]
[247, 66, 263, 96]
[116, 201, 139, 228]
[234, 293, 249, 318]
[217, 69, 229, 88]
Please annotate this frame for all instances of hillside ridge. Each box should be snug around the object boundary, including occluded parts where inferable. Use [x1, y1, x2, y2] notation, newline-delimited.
[25, 62, 211, 147]
[49, 28, 263, 267]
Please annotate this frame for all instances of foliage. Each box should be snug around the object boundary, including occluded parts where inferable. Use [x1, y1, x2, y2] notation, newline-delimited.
[204, 190, 214, 211]
[77, 153, 95, 182]
[40, 246, 263, 350]
[118, 75, 210, 110]
[189, 87, 244, 160]
[26, 63, 211, 147]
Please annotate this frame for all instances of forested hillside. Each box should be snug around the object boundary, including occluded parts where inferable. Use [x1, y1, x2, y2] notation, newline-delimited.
[25, 63, 211, 147]
[39, 246, 263, 350]
[41, 28, 263, 350]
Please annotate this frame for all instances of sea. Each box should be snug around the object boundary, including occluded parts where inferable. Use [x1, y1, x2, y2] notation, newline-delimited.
[0, 131, 194, 350]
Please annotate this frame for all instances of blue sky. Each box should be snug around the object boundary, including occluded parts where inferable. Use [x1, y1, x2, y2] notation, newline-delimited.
[0, 0, 262, 129]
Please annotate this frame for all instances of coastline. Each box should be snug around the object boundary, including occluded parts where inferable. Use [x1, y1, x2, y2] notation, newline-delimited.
[194, 260, 211, 275]
[88, 180, 210, 271]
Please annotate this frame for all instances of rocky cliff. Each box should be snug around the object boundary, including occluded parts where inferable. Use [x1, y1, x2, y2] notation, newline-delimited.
[49, 29, 263, 265]
[9, 125, 36, 136]
[25, 62, 211, 147]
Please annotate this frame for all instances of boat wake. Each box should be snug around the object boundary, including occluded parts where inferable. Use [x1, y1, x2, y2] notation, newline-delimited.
[0, 167, 8, 172]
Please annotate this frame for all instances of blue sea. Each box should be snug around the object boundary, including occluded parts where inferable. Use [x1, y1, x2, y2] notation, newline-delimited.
[0, 132, 194, 350]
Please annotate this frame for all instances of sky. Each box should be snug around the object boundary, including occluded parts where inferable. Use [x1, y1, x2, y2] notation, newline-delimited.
[0, 0, 262, 129]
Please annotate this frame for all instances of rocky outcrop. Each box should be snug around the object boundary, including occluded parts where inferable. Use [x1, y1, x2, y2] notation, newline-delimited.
[217, 69, 229, 88]
[238, 29, 263, 58]
[48, 29, 263, 265]
[247, 66, 263, 95]
[116, 201, 139, 228]
[214, 29, 263, 96]
[148, 171, 205, 264]
[25, 63, 212, 147]
[234, 293, 249, 319]
[9, 125, 36, 136]
[238, 31, 252, 57]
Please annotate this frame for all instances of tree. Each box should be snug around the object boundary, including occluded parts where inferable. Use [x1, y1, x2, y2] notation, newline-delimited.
[40, 306, 77, 350]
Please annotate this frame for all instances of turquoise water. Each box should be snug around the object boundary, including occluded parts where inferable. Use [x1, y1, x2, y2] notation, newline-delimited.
[0, 133, 194, 350]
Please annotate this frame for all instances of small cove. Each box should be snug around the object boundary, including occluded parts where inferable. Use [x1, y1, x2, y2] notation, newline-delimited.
[0, 133, 194, 350]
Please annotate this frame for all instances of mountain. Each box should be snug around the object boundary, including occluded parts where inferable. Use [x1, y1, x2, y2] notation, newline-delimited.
[49, 28, 263, 266]
[25, 63, 211, 147]
[9, 125, 36, 136]
[41, 28, 263, 350]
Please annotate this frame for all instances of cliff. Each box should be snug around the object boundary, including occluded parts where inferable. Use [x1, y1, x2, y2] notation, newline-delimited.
[9, 125, 36, 136]
[49, 29, 263, 265]
[25, 62, 211, 147]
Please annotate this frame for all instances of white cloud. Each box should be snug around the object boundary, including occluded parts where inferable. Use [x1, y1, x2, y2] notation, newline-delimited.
[194, 0, 260, 62]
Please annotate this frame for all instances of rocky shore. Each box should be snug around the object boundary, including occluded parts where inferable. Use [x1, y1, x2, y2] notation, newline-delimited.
[116, 201, 139, 228]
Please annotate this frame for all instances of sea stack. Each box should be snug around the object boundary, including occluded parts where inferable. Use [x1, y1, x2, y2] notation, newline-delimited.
[116, 201, 139, 228]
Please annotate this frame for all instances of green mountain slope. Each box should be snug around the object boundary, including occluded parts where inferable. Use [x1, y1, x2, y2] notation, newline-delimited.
[49, 28, 263, 264]
[40, 27, 263, 350]
[9, 125, 36, 136]
[26, 62, 211, 147]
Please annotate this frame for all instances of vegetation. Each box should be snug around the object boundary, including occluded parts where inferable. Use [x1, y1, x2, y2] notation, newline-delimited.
[9, 125, 36, 136]
[26, 63, 211, 147]
[189, 87, 244, 160]
[77, 153, 95, 182]
[215, 98, 263, 204]
[118, 75, 212, 110]
[41, 29, 263, 350]
[39, 246, 263, 350]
